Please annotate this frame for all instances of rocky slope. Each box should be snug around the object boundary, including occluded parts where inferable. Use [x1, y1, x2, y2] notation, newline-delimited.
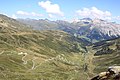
[77, 18, 120, 42]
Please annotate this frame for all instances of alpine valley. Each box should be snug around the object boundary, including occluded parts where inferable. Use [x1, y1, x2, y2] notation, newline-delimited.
[0, 14, 120, 80]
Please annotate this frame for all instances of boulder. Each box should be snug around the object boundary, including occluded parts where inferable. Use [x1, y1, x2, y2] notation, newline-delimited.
[91, 66, 120, 80]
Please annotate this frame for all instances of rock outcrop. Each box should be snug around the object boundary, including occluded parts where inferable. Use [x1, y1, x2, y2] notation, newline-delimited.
[91, 66, 120, 80]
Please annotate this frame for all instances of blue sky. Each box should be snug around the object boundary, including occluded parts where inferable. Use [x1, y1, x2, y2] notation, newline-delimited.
[0, 0, 120, 23]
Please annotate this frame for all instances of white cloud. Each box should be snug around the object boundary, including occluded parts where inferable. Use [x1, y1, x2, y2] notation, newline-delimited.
[76, 7, 112, 20]
[17, 11, 29, 15]
[0, 12, 9, 16]
[17, 11, 43, 17]
[11, 14, 17, 19]
[38, 1, 64, 16]
[31, 12, 43, 17]
[113, 16, 120, 20]
[48, 14, 56, 18]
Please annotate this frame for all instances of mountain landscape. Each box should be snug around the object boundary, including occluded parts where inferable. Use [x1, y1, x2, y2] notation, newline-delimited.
[0, 14, 93, 80]
[0, 14, 120, 80]
[1, 0, 120, 80]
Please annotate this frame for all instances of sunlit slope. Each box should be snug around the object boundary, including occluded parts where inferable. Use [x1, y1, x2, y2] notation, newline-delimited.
[0, 29, 91, 80]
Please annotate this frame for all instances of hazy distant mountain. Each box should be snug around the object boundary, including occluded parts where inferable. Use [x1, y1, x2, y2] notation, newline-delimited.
[18, 18, 120, 43]
[17, 18, 59, 30]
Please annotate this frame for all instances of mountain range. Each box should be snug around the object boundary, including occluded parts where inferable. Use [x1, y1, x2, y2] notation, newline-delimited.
[18, 18, 120, 43]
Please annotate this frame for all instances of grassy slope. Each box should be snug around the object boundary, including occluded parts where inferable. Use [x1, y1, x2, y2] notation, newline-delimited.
[0, 14, 95, 80]
[0, 29, 93, 80]
[92, 38, 120, 74]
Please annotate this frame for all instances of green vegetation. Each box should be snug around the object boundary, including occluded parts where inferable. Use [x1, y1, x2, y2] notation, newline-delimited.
[0, 15, 93, 80]
[0, 24, 92, 80]
[93, 38, 120, 74]
[0, 14, 120, 80]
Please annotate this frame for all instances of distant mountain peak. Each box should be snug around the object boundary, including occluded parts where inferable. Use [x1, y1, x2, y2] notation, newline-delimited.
[80, 18, 92, 20]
